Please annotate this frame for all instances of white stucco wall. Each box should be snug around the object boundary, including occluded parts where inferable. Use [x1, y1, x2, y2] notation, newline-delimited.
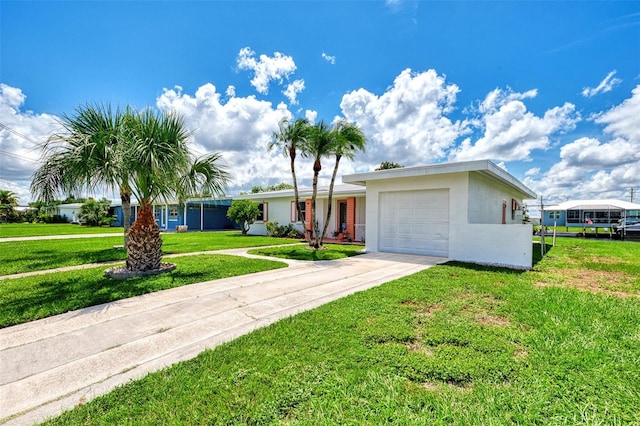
[449, 224, 533, 269]
[362, 171, 533, 269]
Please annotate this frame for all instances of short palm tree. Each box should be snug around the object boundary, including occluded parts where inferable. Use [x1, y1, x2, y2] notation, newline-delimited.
[31, 103, 134, 245]
[32, 104, 229, 274]
[302, 121, 336, 248]
[319, 121, 366, 243]
[0, 189, 19, 223]
[121, 108, 230, 272]
[269, 117, 310, 240]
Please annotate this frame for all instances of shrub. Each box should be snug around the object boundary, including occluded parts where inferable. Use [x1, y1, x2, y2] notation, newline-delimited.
[265, 221, 304, 239]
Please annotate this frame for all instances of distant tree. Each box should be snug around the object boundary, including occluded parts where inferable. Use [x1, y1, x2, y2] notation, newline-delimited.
[0, 189, 19, 223]
[79, 198, 112, 226]
[375, 161, 404, 171]
[62, 195, 86, 204]
[250, 182, 295, 193]
[227, 200, 260, 235]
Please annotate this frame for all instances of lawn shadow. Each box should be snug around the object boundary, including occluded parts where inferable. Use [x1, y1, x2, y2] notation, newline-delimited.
[532, 242, 554, 267]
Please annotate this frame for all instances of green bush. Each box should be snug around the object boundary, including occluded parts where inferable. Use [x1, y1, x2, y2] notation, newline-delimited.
[265, 221, 304, 239]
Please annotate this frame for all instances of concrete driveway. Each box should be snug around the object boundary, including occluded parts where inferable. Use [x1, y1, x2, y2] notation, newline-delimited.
[0, 250, 446, 425]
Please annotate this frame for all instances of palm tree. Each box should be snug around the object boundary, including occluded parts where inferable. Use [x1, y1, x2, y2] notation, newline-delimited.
[303, 121, 336, 249]
[32, 104, 229, 274]
[122, 108, 229, 272]
[269, 117, 310, 240]
[319, 121, 366, 244]
[0, 189, 18, 223]
[30, 103, 134, 246]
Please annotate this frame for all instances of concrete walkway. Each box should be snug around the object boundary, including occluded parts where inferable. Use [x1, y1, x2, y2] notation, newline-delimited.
[0, 249, 446, 425]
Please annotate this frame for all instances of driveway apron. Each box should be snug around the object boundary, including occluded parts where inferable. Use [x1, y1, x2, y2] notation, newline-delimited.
[0, 251, 446, 425]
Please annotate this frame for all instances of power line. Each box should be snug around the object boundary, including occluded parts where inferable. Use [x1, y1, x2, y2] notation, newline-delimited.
[0, 122, 43, 147]
[0, 149, 40, 164]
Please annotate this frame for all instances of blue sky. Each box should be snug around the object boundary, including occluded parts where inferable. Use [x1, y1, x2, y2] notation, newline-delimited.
[1, 1, 639, 206]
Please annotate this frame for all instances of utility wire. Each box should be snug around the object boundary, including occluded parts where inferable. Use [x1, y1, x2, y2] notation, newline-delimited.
[0, 122, 42, 147]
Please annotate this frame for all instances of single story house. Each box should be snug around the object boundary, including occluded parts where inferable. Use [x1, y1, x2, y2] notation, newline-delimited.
[541, 199, 640, 228]
[233, 184, 367, 242]
[112, 198, 236, 231]
[239, 160, 537, 269]
[56, 203, 83, 223]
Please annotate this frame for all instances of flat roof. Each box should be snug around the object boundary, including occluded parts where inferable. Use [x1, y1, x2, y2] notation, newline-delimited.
[545, 199, 640, 211]
[343, 159, 537, 199]
[233, 183, 366, 200]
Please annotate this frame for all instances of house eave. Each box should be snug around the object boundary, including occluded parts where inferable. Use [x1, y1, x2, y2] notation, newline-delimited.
[343, 159, 537, 199]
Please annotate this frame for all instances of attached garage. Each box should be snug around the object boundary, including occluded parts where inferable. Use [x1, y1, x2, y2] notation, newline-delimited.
[378, 189, 449, 257]
[343, 160, 538, 269]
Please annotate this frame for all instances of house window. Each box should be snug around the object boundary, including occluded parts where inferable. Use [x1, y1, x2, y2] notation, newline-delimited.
[548, 211, 560, 219]
[257, 202, 268, 222]
[291, 201, 305, 222]
[169, 207, 178, 220]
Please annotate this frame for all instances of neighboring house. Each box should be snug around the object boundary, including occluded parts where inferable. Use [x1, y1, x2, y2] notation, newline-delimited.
[541, 199, 640, 228]
[111, 198, 237, 231]
[233, 184, 367, 242]
[56, 203, 83, 223]
[343, 160, 537, 269]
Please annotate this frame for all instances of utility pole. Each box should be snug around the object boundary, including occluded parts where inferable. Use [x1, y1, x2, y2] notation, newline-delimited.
[631, 187, 634, 203]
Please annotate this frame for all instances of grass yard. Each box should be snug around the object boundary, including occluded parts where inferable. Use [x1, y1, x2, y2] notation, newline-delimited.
[42, 238, 640, 425]
[248, 243, 365, 261]
[0, 254, 286, 328]
[0, 223, 125, 238]
[0, 231, 299, 276]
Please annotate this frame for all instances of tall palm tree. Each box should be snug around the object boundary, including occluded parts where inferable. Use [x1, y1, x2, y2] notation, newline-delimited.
[31, 103, 134, 246]
[319, 121, 366, 244]
[0, 189, 18, 223]
[302, 121, 336, 248]
[122, 108, 229, 272]
[269, 117, 310, 240]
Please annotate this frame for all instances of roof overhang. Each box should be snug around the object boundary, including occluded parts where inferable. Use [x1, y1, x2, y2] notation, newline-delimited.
[343, 160, 537, 199]
[233, 184, 366, 200]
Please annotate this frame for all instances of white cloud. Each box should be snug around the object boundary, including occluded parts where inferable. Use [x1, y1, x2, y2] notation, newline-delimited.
[225, 85, 236, 98]
[0, 84, 60, 202]
[523, 85, 640, 201]
[321, 52, 336, 65]
[236, 47, 297, 95]
[283, 79, 305, 105]
[451, 88, 579, 162]
[340, 68, 466, 168]
[305, 109, 318, 123]
[156, 84, 332, 191]
[581, 70, 622, 98]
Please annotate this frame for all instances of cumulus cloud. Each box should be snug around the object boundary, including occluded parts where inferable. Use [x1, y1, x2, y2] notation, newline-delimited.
[321, 52, 336, 64]
[523, 85, 640, 201]
[450, 88, 579, 162]
[340, 68, 466, 168]
[156, 84, 329, 191]
[581, 70, 622, 98]
[0, 84, 60, 202]
[236, 47, 297, 95]
[225, 85, 236, 98]
[283, 79, 305, 105]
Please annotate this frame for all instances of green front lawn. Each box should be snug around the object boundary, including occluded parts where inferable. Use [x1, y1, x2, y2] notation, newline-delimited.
[0, 223, 125, 237]
[43, 238, 640, 424]
[249, 243, 365, 261]
[0, 232, 300, 276]
[0, 254, 286, 328]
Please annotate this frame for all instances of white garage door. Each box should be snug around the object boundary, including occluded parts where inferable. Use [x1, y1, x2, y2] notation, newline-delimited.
[379, 189, 449, 257]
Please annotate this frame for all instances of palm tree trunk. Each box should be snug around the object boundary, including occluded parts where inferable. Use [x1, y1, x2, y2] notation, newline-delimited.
[320, 155, 342, 245]
[120, 188, 132, 249]
[125, 201, 162, 271]
[290, 151, 310, 244]
[311, 160, 321, 249]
